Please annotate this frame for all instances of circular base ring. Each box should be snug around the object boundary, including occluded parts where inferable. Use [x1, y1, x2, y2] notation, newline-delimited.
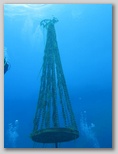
[31, 127, 79, 143]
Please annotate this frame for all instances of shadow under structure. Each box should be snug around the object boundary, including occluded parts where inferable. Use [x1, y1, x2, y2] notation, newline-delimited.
[30, 17, 79, 148]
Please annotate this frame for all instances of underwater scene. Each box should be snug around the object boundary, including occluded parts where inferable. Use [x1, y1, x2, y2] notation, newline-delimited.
[4, 4, 112, 148]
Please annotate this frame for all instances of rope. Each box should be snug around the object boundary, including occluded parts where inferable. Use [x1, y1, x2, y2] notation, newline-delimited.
[32, 18, 78, 136]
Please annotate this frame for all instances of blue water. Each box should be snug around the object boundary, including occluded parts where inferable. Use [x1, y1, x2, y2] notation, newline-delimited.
[4, 4, 112, 148]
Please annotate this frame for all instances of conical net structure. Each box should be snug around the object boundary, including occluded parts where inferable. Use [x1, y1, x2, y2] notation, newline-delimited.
[31, 18, 79, 144]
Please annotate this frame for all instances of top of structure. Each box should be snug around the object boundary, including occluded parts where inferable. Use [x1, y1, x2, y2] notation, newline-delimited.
[40, 17, 59, 28]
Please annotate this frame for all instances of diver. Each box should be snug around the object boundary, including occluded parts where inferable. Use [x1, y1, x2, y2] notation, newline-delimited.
[4, 57, 10, 74]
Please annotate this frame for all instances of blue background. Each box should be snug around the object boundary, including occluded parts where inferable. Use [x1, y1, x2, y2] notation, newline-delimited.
[4, 4, 112, 148]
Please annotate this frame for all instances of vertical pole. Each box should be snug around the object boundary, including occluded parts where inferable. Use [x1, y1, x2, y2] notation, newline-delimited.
[55, 142, 58, 148]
